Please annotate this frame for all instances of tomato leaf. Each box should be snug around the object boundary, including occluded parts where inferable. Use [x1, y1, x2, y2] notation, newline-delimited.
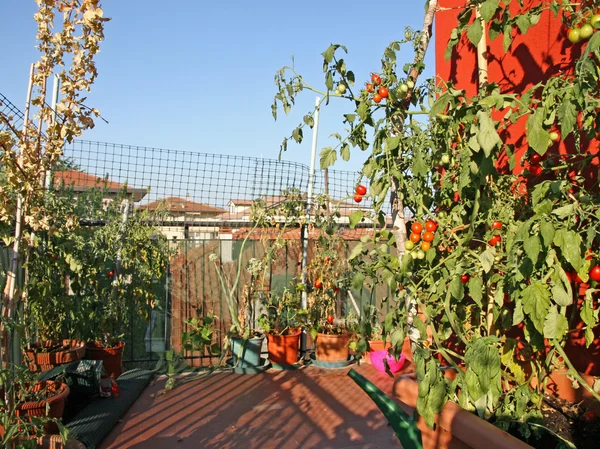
[476, 110, 500, 156]
[526, 107, 551, 155]
[467, 19, 483, 46]
[468, 275, 483, 308]
[553, 229, 584, 274]
[319, 146, 337, 169]
[516, 14, 531, 34]
[521, 281, 550, 334]
[524, 235, 541, 266]
[503, 24, 513, 52]
[543, 305, 568, 339]
[480, 0, 499, 22]
[348, 212, 364, 231]
[449, 276, 465, 300]
[340, 143, 350, 162]
[479, 247, 495, 273]
[429, 92, 451, 119]
[557, 97, 577, 138]
[540, 221, 555, 248]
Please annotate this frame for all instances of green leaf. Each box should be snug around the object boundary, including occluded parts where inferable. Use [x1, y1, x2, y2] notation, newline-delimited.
[526, 107, 551, 155]
[552, 204, 575, 219]
[477, 110, 500, 156]
[340, 143, 350, 162]
[516, 14, 531, 34]
[524, 235, 541, 266]
[480, 0, 499, 22]
[357, 100, 369, 120]
[348, 241, 364, 260]
[349, 212, 365, 231]
[521, 281, 551, 334]
[320, 147, 337, 169]
[479, 247, 495, 273]
[467, 19, 483, 46]
[513, 298, 524, 326]
[352, 272, 365, 290]
[325, 72, 334, 91]
[503, 24, 513, 52]
[429, 92, 451, 119]
[449, 277, 465, 300]
[557, 98, 577, 138]
[553, 229, 583, 273]
[543, 306, 568, 339]
[321, 45, 336, 64]
[540, 221, 555, 248]
[468, 276, 483, 308]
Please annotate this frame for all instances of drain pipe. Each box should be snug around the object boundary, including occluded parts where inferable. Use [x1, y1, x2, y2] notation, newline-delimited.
[300, 96, 321, 359]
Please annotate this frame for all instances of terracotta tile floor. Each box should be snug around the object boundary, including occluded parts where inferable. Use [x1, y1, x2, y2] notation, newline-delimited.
[98, 363, 403, 449]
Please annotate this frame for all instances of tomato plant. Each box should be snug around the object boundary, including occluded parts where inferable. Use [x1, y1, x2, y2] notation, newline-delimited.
[273, 0, 600, 439]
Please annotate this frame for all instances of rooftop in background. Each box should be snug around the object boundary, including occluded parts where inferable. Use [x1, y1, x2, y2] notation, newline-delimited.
[136, 197, 226, 215]
[53, 169, 148, 203]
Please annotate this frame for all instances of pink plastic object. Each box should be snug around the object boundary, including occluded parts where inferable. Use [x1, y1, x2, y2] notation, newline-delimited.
[369, 349, 406, 374]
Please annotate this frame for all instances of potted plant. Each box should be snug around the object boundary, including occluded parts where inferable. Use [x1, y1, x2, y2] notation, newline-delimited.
[258, 283, 306, 366]
[0, 366, 70, 445]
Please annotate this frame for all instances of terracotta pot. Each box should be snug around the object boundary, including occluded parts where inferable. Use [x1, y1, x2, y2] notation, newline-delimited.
[24, 340, 86, 373]
[0, 381, 70, 436]
[544, 368, 600, 415]
[393, 374, 534, 449]
[315, 332, 350, 362]
[267, 329, 301, 365]
[85, 340, 125, 378]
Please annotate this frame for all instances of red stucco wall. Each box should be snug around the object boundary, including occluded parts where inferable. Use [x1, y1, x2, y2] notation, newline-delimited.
[434, 0, 598, 182]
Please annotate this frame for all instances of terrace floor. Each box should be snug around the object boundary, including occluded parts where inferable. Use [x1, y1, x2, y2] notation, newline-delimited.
[97, 363, 404, 449]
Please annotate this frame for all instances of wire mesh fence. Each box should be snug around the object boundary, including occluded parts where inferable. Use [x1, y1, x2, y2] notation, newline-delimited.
[2, 86, 396, 368]
[59, 140, 392, 365]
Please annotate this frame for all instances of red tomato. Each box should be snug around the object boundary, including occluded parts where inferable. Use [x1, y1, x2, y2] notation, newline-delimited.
[373, 93, 382, 103]
[461, 274, 470, 284]
[489, 235, 501, 246]
[528, 163, 543, 176]
[411, 222, 424, 234]
[590, 266, 600, 282]
[422, 231, 435, 243]
[565, 271, 573, 283]
[107, 270, 114, 277]
[529, 153, 542, 164]
[492, 221, 502, 230]
[378, 87, 389, 98]
[371, 74, 382, 85]
[315, 280, 323, 289]
[425, 220, 437, 232]
[366, 83, 374, 93]
[355, 185, 367, 195]
[410, 232, 421, 243]
[353, 194, 363, 203]
[327, 314, 334, 324]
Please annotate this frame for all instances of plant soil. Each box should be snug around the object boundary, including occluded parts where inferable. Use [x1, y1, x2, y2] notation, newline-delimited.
[526, 395, 600, 449]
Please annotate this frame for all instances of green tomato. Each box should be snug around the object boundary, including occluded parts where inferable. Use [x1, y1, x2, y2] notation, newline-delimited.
[338, 84, 347, 94]
[568, 28, 581, 43]
[549, 131, 559, 141]
[580, 24, 594, 40]
[404, 240, 415, 250]
[416, 250, 425, 260]
[591, 14, 600, 29]
[441, 154, 451, 165]
[406, 80, 415, 90]
[334, 89, 341, 95]
[410, 251, 419, 260]
[399, 83, 409, 93]
[437, 211, 447, 219]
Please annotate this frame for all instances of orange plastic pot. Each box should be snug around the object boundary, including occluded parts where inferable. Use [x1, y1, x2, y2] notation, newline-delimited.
[0, 381, 71, 436]
[267, 329, 301, 365]
[85, 340, 125, 378]
[315, 332, 350, 362]
[24, 340, 86, 373]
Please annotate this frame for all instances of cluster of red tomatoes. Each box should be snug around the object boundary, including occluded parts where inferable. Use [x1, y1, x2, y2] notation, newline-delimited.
[353, 184, 367, 203]
[363, 73, 415, 105]
[488, 220, 502, 246]
[365, 73, 388, 104]
[567, 12, 600, 43]
[404, 220, 437, 259]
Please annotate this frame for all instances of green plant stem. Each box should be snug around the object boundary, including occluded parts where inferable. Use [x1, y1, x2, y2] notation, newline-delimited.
[551, 339, 600, 403]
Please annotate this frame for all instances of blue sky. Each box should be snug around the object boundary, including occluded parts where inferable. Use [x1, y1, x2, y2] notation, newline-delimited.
[1, 1, 435, 174]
